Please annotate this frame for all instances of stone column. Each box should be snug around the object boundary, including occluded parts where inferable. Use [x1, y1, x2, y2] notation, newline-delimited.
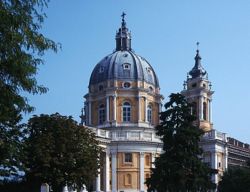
[211, 151, 218, 184]
[151, 153, 156, 168]
[138, 96, 141, 122]
[88, 101, 92, 125]
[159, 102, 162, 113]
[111, 152, 117, 192]
[140, 152, 145, 192]
[40, 183, 49, 192]
[225, 146, 228, 170]
[199, 96, 203, 120]
[106, 96, 110, 122]
[209, 99, 212, 123]
[144, 97, 148, 122]
[207, 99, 210, 122]
[113, 95, 117, 121]
[105, 152, 110, 192]
[62, 186, 69, 192]
[96, 168, 101, 192]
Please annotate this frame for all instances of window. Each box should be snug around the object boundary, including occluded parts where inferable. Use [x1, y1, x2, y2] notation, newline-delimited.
[191, 102, 197, 117]
[147, 105, 152, 123]
[147, 67, 151, 73]
[123, 102, 131, 122]
[218, 162, 221, 168]
[98, 104, 105, 124]
[145, 155, 150, 166]
[123, 82, 131, 88]
[124, 153, 132, 163]
[123, 63, 131, 70]
[203, 102, 207, 120]
[192, 83, 197, 88]
[149, 86, 153, 92]
[99, 66, 104, 73]
[98, 85, 103, 91]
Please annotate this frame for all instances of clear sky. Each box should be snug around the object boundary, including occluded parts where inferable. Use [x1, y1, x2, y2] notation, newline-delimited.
[24, 0, 250, 143]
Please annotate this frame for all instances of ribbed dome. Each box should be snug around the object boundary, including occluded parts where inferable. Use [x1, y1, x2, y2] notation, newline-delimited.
[89, 50, 159, 88]
[89, 14, 159, 89]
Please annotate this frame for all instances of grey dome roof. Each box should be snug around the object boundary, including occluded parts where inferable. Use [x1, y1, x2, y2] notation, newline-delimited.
[89, 50, 159, 88]
[89, 14, 159, 88]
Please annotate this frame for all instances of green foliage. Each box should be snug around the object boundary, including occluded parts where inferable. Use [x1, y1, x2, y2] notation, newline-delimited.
[218, 167, 250, 192]
[0, 123, 25, 178]
[0, 179, 39, 192]
[0, 0, 58, 177]
[146, 93, 215, 192]
[24, 113, 101, 192]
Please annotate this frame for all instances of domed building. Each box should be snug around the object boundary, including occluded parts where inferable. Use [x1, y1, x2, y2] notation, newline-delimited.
[83, 13, 163, 192]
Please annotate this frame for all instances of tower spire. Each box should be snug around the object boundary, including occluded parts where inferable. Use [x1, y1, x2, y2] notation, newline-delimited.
[115, 12, 132, 51]
[188, 42, 207, 79]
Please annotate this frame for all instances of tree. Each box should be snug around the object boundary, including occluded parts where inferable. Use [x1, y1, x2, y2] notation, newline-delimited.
[23, 113, 101, 192]
[0, 0, 58, 177]
[218, 167, 250, 192]
[146, 93, 215, 192]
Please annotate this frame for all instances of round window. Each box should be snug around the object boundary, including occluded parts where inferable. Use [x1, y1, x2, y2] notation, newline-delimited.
[124, 82, 131, 88]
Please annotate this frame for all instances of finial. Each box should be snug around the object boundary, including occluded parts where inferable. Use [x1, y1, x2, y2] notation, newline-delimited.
[196, 42, 200, 52]
[121, 12, 126, 22]
[121, 12, 126, 28]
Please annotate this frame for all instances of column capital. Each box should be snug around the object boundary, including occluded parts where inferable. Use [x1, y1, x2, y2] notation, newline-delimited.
[139, 152, 145, 157]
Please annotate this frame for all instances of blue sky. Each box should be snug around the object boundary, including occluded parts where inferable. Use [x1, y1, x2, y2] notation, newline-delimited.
[24, 1, 250, 143]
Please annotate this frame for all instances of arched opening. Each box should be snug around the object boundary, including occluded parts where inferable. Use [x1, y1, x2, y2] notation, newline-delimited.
[98, 104, 105, 124]
[145, 155, 150, 166]
[191, 102, 197, 118]
[147, 105, 152, 123]
[123, 102, 131, 122]
[203, 102, 207, 120]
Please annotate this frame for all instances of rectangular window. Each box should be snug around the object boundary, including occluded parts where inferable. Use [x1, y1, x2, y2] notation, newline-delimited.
[124, 153, 132, 163]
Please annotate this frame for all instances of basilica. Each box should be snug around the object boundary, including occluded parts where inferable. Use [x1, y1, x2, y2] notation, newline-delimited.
[81, 14, 250, 192]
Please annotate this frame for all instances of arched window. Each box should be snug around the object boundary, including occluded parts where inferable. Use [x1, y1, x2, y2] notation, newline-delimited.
[98, 85, 103, 91]
[203, 102, 207, 120]
[147, 105, 152, 123]
[191, 102, 197, 117]
[123, 102, 131, 122]
[98, 104, 105, 124]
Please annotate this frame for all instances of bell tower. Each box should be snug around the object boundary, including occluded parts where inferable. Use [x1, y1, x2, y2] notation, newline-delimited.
[181, 43, 214, 132]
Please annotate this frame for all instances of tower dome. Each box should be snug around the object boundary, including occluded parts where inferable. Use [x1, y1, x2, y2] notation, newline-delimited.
[89, 13, 159, 90]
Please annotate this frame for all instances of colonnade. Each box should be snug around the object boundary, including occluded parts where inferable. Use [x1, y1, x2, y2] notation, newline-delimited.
[86, 94, 161, 126]
[94, 151, 152, 192]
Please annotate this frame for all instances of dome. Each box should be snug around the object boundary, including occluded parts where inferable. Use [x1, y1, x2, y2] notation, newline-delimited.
[89, 13, 159, 88]
[89, 50, 159, 88]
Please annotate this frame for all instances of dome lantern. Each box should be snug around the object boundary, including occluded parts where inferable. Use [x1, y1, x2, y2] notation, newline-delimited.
[115, 12, 132, 51]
